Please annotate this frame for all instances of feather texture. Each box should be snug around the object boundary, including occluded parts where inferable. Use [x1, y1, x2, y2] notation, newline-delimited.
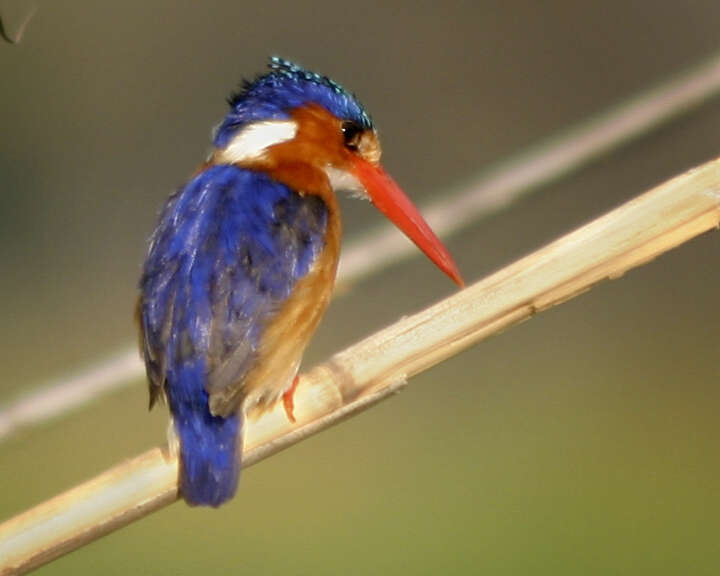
[138, 164, 327, 505]
[215, 57, 372, 149]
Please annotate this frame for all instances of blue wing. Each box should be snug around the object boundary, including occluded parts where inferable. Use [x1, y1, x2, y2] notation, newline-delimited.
[137, 164, 326, 505]
[139, 164, 327, 408]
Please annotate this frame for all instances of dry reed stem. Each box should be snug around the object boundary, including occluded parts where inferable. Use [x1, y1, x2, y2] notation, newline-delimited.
[1, 157, 720, 575]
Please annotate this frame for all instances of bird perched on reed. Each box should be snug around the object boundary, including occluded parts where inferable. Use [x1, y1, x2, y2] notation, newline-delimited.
[137, 57, 463, 507]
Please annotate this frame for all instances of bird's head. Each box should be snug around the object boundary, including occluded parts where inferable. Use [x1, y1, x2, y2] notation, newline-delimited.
[212, 57, 463, 287]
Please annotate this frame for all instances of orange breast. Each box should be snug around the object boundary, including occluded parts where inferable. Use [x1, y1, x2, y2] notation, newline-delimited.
[240, 190, 342, 418]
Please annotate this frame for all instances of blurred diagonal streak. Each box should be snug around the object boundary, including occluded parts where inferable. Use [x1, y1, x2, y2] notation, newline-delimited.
[2, 51, 720, 441]
[0, 348, 142, 439]
[0, 2, 37, 45]
[338, 52, 720, 285]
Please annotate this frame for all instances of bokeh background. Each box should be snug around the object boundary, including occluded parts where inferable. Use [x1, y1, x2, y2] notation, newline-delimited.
[1, 1, 719, 574]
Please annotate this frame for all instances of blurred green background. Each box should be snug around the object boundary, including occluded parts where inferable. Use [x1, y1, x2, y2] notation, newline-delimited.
[1, 1, 719, 574]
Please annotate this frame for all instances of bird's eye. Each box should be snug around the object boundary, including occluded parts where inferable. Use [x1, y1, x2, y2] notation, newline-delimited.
[341, 121, 363, 151]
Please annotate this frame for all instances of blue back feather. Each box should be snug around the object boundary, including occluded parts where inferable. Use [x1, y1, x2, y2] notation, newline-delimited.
[214, 56, 373, 148]
[139, 164, 327, 506]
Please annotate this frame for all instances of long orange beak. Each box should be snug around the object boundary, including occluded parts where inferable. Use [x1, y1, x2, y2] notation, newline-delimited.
[351, 156, 464, 287]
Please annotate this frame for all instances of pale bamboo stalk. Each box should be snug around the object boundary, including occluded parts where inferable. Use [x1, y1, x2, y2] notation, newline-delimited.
[3, 52, 720, 442]
[2, 158, 720, 575]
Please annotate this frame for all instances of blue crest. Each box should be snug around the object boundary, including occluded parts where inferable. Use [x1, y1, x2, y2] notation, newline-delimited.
[214, 57, 373, 148]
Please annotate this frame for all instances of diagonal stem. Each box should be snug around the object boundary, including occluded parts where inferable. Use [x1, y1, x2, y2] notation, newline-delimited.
[1, 157, 719, 575]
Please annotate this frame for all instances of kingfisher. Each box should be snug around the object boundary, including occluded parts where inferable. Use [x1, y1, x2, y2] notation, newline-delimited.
[137, 57, 463, 507]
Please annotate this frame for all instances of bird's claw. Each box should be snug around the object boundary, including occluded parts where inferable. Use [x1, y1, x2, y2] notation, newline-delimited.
[282, 375, 300, 423]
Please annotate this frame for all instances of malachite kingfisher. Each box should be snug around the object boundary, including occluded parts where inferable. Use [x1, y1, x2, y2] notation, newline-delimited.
[137, 57, 464, 507]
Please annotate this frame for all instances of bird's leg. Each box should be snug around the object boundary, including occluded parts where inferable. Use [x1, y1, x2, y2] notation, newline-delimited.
[282, 375, 300, 423]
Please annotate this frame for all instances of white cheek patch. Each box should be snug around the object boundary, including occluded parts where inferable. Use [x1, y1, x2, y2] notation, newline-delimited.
[324, 166, 368, 200]
[214, 120, 297, 164]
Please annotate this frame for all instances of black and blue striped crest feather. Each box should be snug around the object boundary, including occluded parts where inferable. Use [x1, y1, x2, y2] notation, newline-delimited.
[214, 57, 373, 148]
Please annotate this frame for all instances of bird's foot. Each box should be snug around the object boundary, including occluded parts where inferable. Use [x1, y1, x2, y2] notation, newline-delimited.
[282, 375, 300, 423]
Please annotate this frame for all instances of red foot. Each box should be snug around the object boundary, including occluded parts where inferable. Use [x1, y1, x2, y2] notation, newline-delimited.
[282, 375, 300, 423]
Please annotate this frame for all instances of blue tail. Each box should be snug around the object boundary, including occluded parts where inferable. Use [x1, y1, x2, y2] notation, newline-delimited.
[168, 363, 242, 507]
